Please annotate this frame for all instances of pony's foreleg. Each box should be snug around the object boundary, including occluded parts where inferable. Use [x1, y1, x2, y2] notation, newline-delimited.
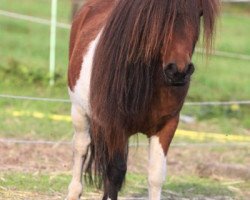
[148, 115, 179, 200]
[67, 105, 91, 200]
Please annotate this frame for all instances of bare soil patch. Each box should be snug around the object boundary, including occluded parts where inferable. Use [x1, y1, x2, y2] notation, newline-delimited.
[1, 141, 250, 178]
[0, 141, 249, 199]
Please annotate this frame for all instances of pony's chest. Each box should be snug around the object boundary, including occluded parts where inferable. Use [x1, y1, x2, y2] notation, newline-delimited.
[148, 86, 189, 128]
[134, 85, 189, 134]
[160, 86, 189, 113]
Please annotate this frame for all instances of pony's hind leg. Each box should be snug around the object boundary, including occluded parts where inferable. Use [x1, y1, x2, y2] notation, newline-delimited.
[67, 105, 91, 200]
[102, 151, 128, 200]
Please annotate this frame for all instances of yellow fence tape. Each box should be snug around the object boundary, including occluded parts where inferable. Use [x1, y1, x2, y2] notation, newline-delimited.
[10, 110, 250, 143]
[11, 110, 71, 122]
[175, 129, 250, 143]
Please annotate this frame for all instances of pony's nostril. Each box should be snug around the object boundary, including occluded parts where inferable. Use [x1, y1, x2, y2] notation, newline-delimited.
[163, 62, 194, 87]
[164, 63, 178, 75]
[186, 63, 195, 75]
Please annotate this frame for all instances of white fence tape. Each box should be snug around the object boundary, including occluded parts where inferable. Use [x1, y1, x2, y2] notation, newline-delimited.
[0, 9, 70, 29]
[1, 138, 249, 147]
[0, 94, 70, 103]
[1, 94, 250, 106]
[222, 0, 250, 2]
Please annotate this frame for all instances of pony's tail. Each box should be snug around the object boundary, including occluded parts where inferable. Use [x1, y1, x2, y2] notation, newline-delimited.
[85, 122, 128, 189]
[84, 125, 108, 189]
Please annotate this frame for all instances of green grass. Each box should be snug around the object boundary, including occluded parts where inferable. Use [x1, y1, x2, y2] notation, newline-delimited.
[165, 176, 234, 198]
[0, 172, 235, 198]
[0, 172, 70, 194]
[215, 14, 250, 54]
[0, 18, 69, 86]
[222, 3, 250, 17]
[182, 55, 250, 134]
[0, 0, 71, 23]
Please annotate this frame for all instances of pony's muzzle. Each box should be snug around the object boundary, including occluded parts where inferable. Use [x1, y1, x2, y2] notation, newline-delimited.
[163, 63, 195, 86]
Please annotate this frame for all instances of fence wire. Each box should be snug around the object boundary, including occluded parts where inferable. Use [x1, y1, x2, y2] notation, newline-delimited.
[1, 94, 250, 106]
[1, 138, 249, 147]
[222, 0, 250, 2]
[0, 9, 70, 29]
[0, 94, 70, 103]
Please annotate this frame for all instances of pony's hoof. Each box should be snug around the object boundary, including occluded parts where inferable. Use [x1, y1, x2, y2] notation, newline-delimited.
[67, 181, 82, 200]
[66, 192, 82, 200]
[65, 196, 81, 200]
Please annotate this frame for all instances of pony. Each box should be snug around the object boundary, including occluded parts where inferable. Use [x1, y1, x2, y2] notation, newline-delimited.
[67, 0, 219, 199]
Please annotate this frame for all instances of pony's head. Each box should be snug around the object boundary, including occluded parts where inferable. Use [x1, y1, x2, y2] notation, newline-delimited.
[161, 0, 219, 86]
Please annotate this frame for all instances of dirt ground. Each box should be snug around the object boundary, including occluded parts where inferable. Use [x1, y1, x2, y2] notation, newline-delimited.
[0, 141, 249, 200]
[1, 141, 249, 175]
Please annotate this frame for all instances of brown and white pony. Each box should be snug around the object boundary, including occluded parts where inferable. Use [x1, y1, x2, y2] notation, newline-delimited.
[67, 0, 219, 199]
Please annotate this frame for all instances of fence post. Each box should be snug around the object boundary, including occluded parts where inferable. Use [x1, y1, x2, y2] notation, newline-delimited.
[49, 0, 58, 86]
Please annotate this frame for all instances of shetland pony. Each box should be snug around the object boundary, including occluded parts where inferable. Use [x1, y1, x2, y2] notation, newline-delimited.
[67, 0, 219, 199]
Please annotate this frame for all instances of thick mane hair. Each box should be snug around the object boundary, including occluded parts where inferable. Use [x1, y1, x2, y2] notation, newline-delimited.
[89, 0, 219, 186]
[202, 0, 220, 51]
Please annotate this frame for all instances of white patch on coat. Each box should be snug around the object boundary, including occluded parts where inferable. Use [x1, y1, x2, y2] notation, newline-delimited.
[148, 135, 167, 200]
[68, 31, 102, 114]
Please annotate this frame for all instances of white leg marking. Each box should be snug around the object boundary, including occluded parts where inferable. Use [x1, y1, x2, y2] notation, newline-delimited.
[148, 136, 167, 200]
[67, 105, 91, 200]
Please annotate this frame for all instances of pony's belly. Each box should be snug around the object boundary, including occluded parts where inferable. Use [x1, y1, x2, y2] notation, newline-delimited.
[68, 32, 102, 114]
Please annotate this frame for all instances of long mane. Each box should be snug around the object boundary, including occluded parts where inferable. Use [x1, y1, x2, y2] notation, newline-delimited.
[90, 0, 219, 157]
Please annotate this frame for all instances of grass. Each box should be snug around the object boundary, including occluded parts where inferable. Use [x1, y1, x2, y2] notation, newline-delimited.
[0, 172, 70, 194]
[215, 14, 250, 54]
[0, 172, 235, 199]
[164, 176, 234, 198]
